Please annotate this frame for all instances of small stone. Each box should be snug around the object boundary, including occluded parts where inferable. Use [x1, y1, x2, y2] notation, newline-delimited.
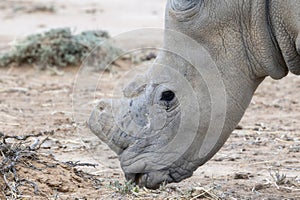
[58, 185, 69, 193]
[235, 125, 243, 130]
[252, 183, 269, 191]
[72, 174, 83, 183]
[233, 172, 251, 179]
[47, 180, 62, 187]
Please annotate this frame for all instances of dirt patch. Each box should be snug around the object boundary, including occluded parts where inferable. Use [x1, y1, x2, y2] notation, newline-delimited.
[1, 62, 300, 199]
[0, 132, 102, 199]
[1, 154, 102, 199]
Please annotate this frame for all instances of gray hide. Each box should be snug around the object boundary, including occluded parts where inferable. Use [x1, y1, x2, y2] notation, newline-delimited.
[89, 0, 300, 189]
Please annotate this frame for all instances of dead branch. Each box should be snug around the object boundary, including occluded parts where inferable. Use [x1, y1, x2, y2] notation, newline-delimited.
[64, 161, 98, 168]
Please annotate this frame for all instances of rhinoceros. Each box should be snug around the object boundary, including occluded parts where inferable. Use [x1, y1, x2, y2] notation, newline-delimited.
[88, 0, 300, 189]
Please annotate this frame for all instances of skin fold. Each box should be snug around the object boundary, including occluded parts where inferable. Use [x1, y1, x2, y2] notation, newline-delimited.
[88, 0, 300, 189]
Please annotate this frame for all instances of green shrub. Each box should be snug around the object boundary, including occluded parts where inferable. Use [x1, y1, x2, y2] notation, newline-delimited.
[0, 28, 122, 70]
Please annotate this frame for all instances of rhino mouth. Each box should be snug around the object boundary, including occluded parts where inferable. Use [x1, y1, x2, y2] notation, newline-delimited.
[123, 162, 196, 189]
[121, 153, 197, 188]
[125, 173, 150, 187]
[125, 171, 174, 189]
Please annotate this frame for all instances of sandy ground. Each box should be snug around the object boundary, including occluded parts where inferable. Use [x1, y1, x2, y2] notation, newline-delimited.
[0, 0, 166, 41]
[0, 0, 300, 199]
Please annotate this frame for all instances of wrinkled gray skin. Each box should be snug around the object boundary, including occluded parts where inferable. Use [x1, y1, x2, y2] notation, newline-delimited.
[89, 0, 300, 189]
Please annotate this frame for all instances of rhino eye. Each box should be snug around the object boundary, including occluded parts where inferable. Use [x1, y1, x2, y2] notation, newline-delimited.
[160, 91, 175, 102]
[171, 0, 201, 11]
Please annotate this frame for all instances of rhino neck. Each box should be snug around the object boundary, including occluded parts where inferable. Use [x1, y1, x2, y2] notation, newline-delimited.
[249, 0, 300, 79]
[155, 50, 264, 172]
[267, 0, 300, 76]
[241, 0, 287, 80]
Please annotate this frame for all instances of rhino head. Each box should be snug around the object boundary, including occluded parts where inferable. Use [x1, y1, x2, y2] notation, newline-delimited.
[89, 0, 300, 188]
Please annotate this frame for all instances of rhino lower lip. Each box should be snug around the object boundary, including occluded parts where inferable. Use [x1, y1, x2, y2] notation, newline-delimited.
[126, 173, 162, 189]
[125, 172, 173, 189]
[134, 173, 144, 185]
[126, 173, 146, 185]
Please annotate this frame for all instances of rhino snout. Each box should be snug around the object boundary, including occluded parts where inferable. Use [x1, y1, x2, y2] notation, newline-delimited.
[95, 99, 111, 112]
[88, 99, 134, 154]
[88, 99, 113, 136]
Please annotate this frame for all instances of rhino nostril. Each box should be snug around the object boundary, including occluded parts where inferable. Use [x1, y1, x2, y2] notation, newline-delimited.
[98, 104, 105, 111]
[97, 100, 110, 111]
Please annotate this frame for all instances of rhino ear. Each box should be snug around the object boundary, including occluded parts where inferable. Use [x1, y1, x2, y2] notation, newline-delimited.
[171, 0, 201, 11]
